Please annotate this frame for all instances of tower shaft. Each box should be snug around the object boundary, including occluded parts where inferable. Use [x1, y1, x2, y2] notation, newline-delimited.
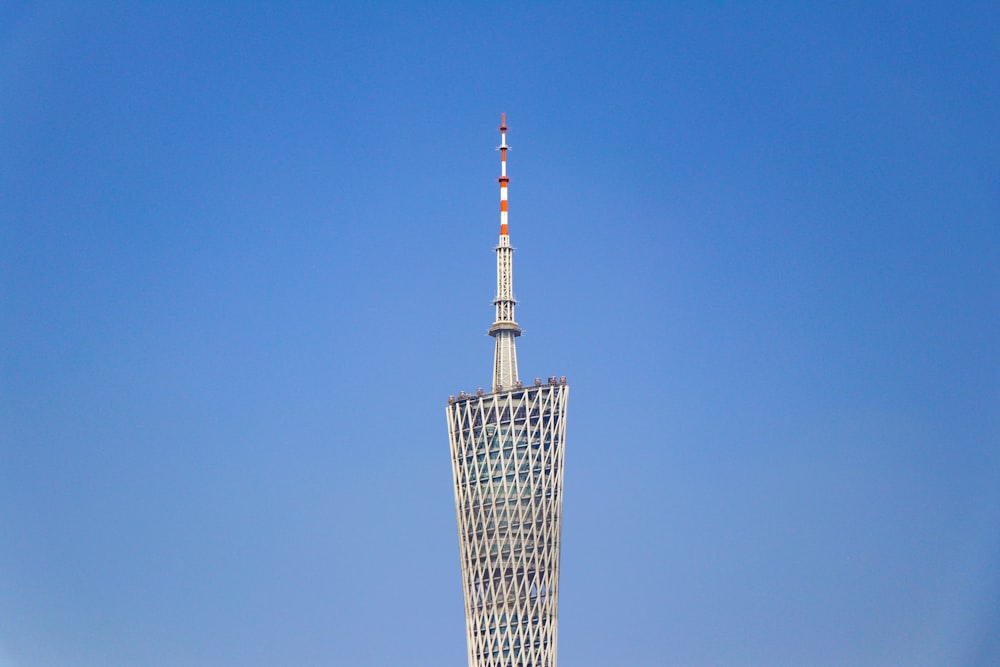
[447, 382, 569, 667]
[447, 113, 570, 667]
[489, 114, 521, 391]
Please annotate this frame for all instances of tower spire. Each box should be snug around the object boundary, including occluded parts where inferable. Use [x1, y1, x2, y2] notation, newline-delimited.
[489, 113, 521, 391]
[499, 113, 509, 236]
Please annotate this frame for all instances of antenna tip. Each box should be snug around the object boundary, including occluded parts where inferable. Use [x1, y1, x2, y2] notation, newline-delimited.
[500, 112, 507, 131]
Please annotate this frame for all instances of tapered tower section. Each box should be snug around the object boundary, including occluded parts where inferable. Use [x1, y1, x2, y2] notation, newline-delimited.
[446, 116, 570, 667]
[490, 114, 521, 391]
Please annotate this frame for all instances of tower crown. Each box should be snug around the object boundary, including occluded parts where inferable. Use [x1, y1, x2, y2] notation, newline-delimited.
[490, 113, 521, 391]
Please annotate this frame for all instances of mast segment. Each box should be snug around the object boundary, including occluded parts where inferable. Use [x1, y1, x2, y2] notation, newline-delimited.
[489, 113, 521, 391]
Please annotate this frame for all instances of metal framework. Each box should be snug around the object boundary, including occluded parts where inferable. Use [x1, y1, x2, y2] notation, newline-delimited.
[447, 116, 569, 667]
[489, 114, 521, 392]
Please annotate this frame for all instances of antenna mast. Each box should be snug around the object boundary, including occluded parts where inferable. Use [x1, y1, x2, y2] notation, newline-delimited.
[489, 113, 521, 390]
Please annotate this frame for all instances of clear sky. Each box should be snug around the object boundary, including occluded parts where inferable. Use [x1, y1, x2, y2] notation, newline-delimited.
[1, 2, 998, 666]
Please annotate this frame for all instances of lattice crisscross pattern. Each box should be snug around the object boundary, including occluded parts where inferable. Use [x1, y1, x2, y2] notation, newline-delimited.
[447, 382, 569, 667]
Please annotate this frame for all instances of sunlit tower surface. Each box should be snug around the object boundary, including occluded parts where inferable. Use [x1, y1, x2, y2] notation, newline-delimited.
[446, 116, 569, 667]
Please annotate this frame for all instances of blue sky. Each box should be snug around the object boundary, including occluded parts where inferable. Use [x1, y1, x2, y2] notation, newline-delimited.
[1, 2, 997, 665]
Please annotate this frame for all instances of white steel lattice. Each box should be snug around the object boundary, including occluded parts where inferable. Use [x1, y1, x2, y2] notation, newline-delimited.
[447, 382, 569, 667]
[489, 191, 521, 391]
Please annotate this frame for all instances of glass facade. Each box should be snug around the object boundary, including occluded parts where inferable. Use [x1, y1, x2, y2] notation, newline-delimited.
[447, 381, 569, 667]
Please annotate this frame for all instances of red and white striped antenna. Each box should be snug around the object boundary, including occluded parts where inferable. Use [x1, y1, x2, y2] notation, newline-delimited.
[499, 112, 509, 236]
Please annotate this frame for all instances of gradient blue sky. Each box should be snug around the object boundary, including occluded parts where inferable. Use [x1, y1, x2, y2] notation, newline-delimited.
[2, 2, 998, 666]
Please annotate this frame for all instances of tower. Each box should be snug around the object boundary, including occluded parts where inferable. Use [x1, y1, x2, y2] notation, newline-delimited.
[446, 116, 570, 667]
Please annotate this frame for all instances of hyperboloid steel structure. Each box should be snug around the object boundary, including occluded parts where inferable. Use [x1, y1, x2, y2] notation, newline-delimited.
[446, 115, 569, 667]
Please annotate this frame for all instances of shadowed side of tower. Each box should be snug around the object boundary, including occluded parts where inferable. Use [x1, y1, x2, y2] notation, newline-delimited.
[446, 116, 570, 667]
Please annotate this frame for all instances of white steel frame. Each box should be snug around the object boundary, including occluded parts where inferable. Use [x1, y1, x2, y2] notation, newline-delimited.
[447, 381, 569, 667]
[489, 232, 521, 391]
